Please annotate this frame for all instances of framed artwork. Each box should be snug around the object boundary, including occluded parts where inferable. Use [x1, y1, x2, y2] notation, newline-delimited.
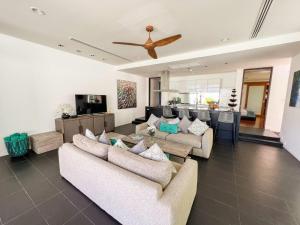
[289, 70, 300, 107]
[117, 80, 137, 109]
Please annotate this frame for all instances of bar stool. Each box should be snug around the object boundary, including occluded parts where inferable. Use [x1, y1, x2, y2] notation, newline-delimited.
[178, 108, 191, 119]
[163, 106, 176, 118]
[214, 111, 236, 144]
[197, 110, 211, 127]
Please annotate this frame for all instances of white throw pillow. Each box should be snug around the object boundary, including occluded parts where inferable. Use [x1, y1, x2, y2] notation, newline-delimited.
[113, 139, 129, 150]
[188, 118, 209, 136]
[99, 131, 111, 145]
[167, 117, 180, 124]
[129, 140, 147, 154]
[85, 129, 97, 141]
[179, 116, 192, 133]
[139, 143, 177, 173]
[147, 114, 159, 127]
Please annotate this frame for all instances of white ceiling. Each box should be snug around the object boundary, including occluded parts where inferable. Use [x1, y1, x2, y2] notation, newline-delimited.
[119, 40, 300, 76]
[0, 0, 300, 74]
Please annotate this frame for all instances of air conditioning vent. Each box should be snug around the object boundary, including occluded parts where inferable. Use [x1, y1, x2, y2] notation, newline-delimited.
[251, 0, 274, 39]
[69, 37, 131, 62]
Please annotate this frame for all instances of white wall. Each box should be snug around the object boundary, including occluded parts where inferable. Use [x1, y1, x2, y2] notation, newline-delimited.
[264, 64, 291, 131]
[281, 53, 300, 161]
[236, 64, 290, 132]
[0, 33, 148, 156]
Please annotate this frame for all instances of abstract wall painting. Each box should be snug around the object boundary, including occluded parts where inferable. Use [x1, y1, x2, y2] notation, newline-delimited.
[117, 80, 137, 109]
[289, 70, 300, 108]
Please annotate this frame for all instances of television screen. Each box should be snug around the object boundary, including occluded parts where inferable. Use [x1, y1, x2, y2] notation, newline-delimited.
[75, 95, 107, 115]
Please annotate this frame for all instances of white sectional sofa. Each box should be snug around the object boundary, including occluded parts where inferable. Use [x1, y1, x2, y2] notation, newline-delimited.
[136, 122, 213, 159]
[59, 135, 198, 225]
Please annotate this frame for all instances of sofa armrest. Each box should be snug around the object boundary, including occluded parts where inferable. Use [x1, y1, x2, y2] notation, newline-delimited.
[135, 122, 148, 134]
[159, 159, 198, 225]
[201, 128, 213, 158]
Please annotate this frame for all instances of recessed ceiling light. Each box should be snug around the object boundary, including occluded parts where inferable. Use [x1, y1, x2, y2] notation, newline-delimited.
[204, 65, 208, 68]
[102, 58, 106, 61]
[225, 62, 228, 65]
[76, 49, 82, 53]
[90, 54, 95, 57]
[188, 67, 193, 72]
[30, 7, 46, 15]
[58, 44, 64, 47]
[220, 38, 230, 42]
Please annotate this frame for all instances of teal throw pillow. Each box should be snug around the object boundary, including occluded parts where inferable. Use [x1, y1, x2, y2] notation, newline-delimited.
[159, 122, 178, 134]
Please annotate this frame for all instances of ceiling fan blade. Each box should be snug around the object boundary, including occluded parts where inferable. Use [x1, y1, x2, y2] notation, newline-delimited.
[112, 42, 144, 47]
[148, 48, 158, 59]
[154, 34, 182, 47]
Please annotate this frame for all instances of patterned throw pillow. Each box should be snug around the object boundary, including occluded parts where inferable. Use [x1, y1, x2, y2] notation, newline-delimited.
[129, 140, 147, 154]
[188, 118, 209, 136]
[179, 116, 192, 134]
[99, 131, 111, 145]
[139, 143, 177, 173]
[113, 139, 129, 150]
[85, 129, 97, 141]
[147, 114, 159, 127]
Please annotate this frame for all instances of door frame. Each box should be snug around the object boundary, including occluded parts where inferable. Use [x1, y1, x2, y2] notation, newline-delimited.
[239, 67, 273, 128]
[244, 81, 269, 116]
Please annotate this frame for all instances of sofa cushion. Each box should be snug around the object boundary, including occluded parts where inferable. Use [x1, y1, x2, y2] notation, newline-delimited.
[147, 114, 159, 127]
[159, 122, 178, 134]
[99, 131, 111, 145]
[139, 143, 177, 173]
[188, 118, 209, 136]
[154, 117, 167, 129]
[137, 128, 169, 140]
[166, 133, 202, 149]
[179, 116, 192, 134]
[129, 140, 147, 154]
[85, 129, 97, 141]
[73, 134, 109, 159]
[113, 139, 129, 150]
[166, 117, 180, 124]
[108, 146, 172, 188]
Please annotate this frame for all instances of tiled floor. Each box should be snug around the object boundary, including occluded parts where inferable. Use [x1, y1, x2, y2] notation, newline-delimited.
[0, 124, 300, 225]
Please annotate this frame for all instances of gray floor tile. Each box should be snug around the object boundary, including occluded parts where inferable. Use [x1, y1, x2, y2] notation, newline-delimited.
[37, 193, 78, 225]
[6, 208, 47, 225]
[0, 190, 34, 223]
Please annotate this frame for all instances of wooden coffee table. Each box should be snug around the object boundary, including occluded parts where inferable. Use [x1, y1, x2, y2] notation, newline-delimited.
[107, 132, 193, 160]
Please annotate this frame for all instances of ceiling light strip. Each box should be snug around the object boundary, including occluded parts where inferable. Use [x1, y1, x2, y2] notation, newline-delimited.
[251, 0, 274, 39]
[69, 37, 131, 62]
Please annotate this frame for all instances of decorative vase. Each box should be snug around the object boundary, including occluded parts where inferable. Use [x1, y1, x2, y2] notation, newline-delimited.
[228, 89, 237, 111]
[147, 126, 156, 145]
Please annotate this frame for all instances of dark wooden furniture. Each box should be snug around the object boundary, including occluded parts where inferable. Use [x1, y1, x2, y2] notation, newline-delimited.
[55, 113, 115, 142]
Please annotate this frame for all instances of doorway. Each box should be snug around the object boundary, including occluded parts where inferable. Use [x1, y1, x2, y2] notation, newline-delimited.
[240, 68, 272, 129]
[149, 77, 161, 107]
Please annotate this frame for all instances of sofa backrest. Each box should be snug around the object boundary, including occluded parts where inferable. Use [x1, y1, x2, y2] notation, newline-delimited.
[73, 134, 109, 159]
[108, 146, 173, 188]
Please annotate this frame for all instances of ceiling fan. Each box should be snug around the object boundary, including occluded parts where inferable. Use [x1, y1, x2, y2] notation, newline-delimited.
[112, 25, 182, 59]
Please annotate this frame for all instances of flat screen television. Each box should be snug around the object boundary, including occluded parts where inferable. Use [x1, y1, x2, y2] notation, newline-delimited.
[75, 94, 107, 115]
